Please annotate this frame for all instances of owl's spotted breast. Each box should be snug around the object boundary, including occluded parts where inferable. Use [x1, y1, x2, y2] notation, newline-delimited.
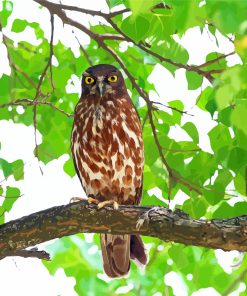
[71, 96, 143, 205]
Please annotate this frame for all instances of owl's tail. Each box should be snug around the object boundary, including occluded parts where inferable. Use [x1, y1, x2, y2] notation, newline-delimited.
[100, 234, 147, 278]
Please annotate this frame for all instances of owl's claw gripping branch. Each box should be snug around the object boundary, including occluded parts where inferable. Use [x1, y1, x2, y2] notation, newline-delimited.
[97, 200, 119, 210]
[136, 207, 161, 230]
[88, 197, 100, 205]
[70, 196, 99, 205]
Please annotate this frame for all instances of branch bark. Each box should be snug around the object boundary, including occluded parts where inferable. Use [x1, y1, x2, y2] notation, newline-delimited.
[0, 247, 50, 260]
[1, 201, 247, 259]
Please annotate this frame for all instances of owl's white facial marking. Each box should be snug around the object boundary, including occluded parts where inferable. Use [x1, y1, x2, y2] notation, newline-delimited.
[89, 76, 115, 97]
[97, 76, 104, 82]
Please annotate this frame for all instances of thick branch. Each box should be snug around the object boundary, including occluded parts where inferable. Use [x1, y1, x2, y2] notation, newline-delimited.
[1, 201, 247, 259]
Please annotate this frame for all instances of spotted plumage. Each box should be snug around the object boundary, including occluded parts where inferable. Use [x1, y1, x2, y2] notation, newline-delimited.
[71, 64, 147, 277]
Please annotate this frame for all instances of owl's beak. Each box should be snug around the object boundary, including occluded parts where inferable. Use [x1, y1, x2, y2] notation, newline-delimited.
[96, 81, 106, 98]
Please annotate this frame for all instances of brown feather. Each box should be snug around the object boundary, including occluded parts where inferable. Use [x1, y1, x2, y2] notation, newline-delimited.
[101, 234, 130, 277]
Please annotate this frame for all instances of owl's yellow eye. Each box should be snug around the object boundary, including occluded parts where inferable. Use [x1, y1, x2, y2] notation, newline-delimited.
[84, 76, 95, 84]
[108, 75, 118, 83]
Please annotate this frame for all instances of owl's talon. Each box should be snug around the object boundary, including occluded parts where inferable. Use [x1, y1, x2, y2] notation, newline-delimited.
[136, 217, 145, 230]
[88, 197, 99, 205]
[112, 201, 119, 210]
[136, 207, 161, 230]
[97, 200, 119, 210]
[70, 197, 86, 204]
[70, 196, 99, 205]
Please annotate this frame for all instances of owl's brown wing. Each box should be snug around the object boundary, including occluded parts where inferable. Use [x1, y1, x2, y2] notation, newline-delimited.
[72, 154, 85, 189]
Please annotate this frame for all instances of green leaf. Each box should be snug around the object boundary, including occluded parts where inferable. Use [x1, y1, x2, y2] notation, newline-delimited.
[231, 99, 247, 135]
[0, 74, 10, 101]
[203, 52, 227, 72]
[168, 244, 189, 269]
[129, 0, 160, 15]
[196, 87, 214, 111]
[63, 157, 76, 177]
[121, 15, 150, 42]
[1, 187, 20, 213]
[218, 106, 232, 126]
[11, 19, 28, 33]
[144, 135, 159, 166]
[0, 1, 13, 27]
[182, 122, 199, 144]
[141, 193, 166, 206]
[208, 124, 232, 153]
[182, 196, 207, 219]
[0, 158, 24, 180]
[227, 147, 247, 173]
[206, 0, 247, 34]
[234, 166, 247, 196]
[106, 0, 123, 9]
[186, 71, 203, 90]
[168, 100, 184, 125]
[212, 202, 234, 219]
[215, 66, 241, 110]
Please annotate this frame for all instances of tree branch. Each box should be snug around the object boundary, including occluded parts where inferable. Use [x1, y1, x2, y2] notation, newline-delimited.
[34, 0, 234, 82]
[0, 98, 73, 118]
[99, 33, 126, 41]
[197, 51, 235, 68]
[0, 247, 50, 260]
[222, 267, 247, 296]
[151, 100, 194, 116]
[72, 30, 93, 66]
[33, 13, 55, 162]
[1, 201, 247, 260]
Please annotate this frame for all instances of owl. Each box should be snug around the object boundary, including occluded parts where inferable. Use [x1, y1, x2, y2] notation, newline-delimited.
[71, 64, 147, 277]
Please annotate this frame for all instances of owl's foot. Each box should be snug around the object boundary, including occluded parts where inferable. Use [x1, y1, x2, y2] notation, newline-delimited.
[136, 207, 161, 230]
[70, 196, 99, 205]
[88, 197, 100, 205]
[97, 200, 119, 210]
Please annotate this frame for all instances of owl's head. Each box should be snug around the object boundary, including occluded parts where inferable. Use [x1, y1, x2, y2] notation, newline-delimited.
[81, 64, 126, 98]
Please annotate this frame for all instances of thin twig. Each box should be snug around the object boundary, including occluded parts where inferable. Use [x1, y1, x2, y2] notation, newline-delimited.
[162, 147, 201, 153]
[49, 14, 55, 91]
[198, 51, 235, 68]
[142, 111, 149, 130]
[1, 34, 44, 90]
[41, 100, 74, 117]
[0, 247, 50, 261]
[72, 30, 93, 66]
[151, 101, 194, 116]
[34, 0, 233, 82]
[33, 12, 55, 163]
[222, 267, 247, 296]
[99, 33, 125, 41]
[0, 98, 73, 118]
[12, 64, 37, 88]
[0, 194, 24, 199]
